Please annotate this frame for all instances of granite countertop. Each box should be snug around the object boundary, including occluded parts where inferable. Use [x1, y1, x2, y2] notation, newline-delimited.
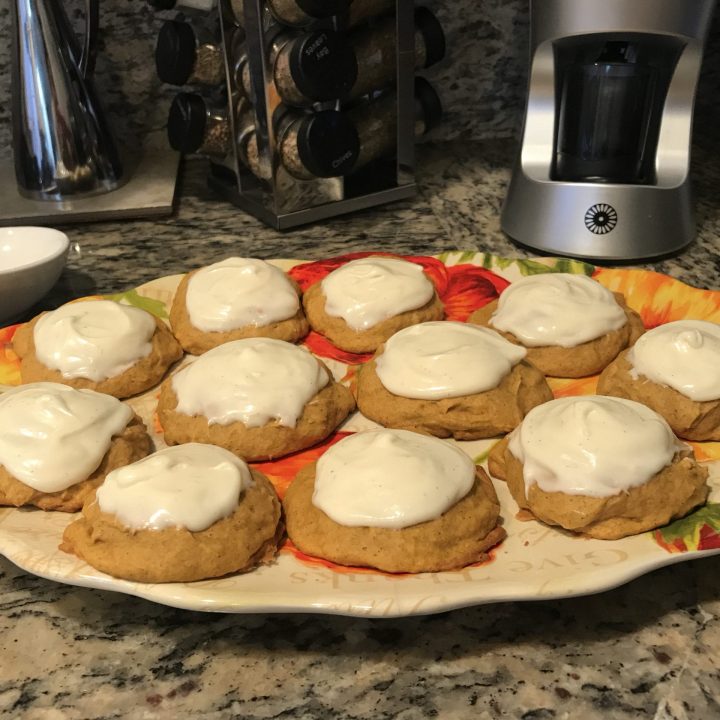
[2, 140, 720, 719]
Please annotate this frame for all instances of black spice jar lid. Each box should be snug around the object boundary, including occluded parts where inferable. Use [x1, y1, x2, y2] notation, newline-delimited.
[296, 110, 360, 177]
[148, 0, 177, 8]
[414, 76, 442, 133]
[167, 92, 207, 153]
[156, 21, 197, 85]
[415, 7, 446, 69]
[295, 0, 351, 19]
[288, 30, 358, 102]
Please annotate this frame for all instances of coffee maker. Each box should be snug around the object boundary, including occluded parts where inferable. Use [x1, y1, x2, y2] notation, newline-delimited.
[502, 0, 715, 260]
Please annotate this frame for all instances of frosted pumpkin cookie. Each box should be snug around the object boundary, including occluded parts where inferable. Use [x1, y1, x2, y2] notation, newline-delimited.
[303, 257, 444, 353]
[169, 257, 310, 355]
[13, 299, 183, 398]
[61, 444, 282, 583]
[488, 396, 709, 540]
[283, 429, 506, 572]
[356, 322, 553, 439]
[469, 273, 644, 377]
[598, 320, 720, 441]
[0, 383, 151, 512]
[157, 338, 355, 461]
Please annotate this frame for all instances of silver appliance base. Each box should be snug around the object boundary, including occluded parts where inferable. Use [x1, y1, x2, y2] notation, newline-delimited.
[501, 171, 695, 261]
[0, 149, 180, 226]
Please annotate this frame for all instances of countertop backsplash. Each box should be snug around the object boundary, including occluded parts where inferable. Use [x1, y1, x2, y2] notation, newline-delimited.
[0, 1, 718, 157]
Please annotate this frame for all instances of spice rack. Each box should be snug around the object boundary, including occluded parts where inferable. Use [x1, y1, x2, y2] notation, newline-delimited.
[155, 0, 443, 229]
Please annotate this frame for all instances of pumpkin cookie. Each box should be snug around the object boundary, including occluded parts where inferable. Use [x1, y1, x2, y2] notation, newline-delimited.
[0, 383, 151, 512]
[356, 322, 552, 439]
[61, 444, 282, 583]
[169, 257, 309, 355]
[469, 273, 644, 377]
[13, 299, 182, 398]
[598, 320, 720, 441]
[158, 338, 355, 461]
[488, 396, 709, 540]
[284, 429, 506, 572]
[303, 256, 444, 353]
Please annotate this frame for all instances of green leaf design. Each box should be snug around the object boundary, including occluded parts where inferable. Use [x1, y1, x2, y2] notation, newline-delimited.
[515, 259, 556, 276]
[514, 257, 597, 277]
[494, 257, 515, 270]
[554, 258, 596, 276]
[473, 441, 500, 465]
[458, 250, 478, 263]
[105, 289, 169, 319]
[655, 503, 720, 550]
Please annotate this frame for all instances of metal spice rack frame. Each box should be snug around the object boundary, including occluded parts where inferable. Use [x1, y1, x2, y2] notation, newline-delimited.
[209, 0, 417, 230]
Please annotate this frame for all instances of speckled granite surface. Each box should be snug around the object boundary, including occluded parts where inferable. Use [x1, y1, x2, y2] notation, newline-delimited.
[0, 0, 718, 155]
[30, 136, 720, 318]
[1, 139, 720, 718]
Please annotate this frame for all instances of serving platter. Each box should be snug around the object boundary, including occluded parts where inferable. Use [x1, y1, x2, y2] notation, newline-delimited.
[1, 251, 720, 618]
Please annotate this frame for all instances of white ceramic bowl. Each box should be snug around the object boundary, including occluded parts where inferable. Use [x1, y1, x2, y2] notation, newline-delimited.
[0, 226, 70, 324]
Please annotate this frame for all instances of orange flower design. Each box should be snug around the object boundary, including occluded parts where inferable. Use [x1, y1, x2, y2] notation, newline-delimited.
[442, 264, 510, 321]
[251, 431, 352, 500]
[593, 267, 720, 329]
[303, 331, 373, 365]
[548, 375, 598, 398]
[0, 324, 21, 386]
[289, 253, 508, 362]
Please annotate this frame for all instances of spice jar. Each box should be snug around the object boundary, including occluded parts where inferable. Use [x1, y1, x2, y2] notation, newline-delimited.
[267, 0, 350, 27]
[167, 93, 231, 156]
[276, 109, 359, 180]
[272, 30, 358, 106]
[232, 50, 253, 99]
[230, 0, 244, 23]
[156, 21, 225, 87]
[349, 7, 445, 99]
[348, 76, 442, 170]
[148, 0, 215, 11]
[347, 0, 394, 27]
[234, 103, 273, 180]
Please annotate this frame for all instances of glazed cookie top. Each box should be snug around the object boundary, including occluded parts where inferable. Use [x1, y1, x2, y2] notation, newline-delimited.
[0, 382, 132, 492]
[185, 257, 300, 332]
[375, 321, 527, 399]
[172, 338, 329, 427]
[33, 300, 156, 381]
[312, 429, 475, 528]
[508, 396, 686, 498]
[96, 444, 252, 531]
[320, 257, 435, 331]
[627, 320, 720, 401]
[490, 273, 627, 348]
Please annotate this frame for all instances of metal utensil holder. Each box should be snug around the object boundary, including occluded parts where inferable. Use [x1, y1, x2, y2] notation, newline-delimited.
[209, 0, 416, 229]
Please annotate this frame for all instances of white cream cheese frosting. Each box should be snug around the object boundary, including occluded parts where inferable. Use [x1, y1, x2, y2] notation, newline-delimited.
[490, 273, 627, 348]
[0, 382, 132, 492]
[508, 395, 686, 498]
[96, 443, 251, 531]
[33, 300, 156, 381]
[185, 257, 300, 332]
[375, 321, 527, 399]
[312, 429, 475, 528]
[320, 257, 435, 331]
[627, 320, 720, 402]
[171, 338, 329, 427]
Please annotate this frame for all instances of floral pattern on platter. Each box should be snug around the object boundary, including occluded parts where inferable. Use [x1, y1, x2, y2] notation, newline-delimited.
[654, 505, 720, 553]
[2, 252, 720, 610]
[0, 325, 20, 386]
